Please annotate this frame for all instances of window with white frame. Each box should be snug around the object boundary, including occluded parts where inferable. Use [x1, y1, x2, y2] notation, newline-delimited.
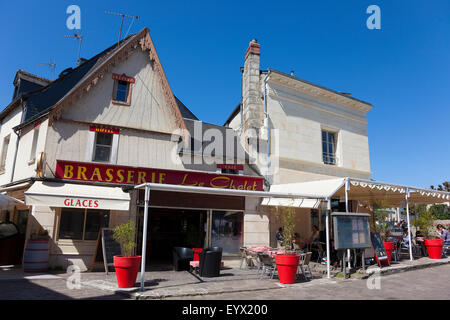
[58, 208, 110, 240]
[322, 130, 337, 165]
[88, 127, 119, 164]
[0, 135, 10, 172]
[93, 132, 113, 162]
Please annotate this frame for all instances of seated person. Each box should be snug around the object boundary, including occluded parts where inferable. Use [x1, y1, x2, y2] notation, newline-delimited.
[437, 224, 450, 244]
[310, 225, 320, 243]
[401, 229, 413, 248]
[292, 233, 302, 250]
[276, 227, 284, 248]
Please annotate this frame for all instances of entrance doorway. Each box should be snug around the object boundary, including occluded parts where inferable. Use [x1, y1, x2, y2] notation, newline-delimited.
[136, 208, 207, 266]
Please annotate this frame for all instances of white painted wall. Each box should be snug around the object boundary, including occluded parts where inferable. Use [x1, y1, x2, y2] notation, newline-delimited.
[0, 106, 23, 185]
[62, 49, 179, 134]
[13, 119, 49, 181]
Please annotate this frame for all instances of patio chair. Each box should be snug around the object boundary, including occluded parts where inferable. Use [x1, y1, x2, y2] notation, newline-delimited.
[172, 247, 194, 271]
[443, 243, 450, 258]
[239, 247, 249, 269]
[246, 249, 260, 269]
[315, 242, 325, 263]
[297, 252, 313, 280]
[257, 253, 276, 280]
[198, 248, 223, 277]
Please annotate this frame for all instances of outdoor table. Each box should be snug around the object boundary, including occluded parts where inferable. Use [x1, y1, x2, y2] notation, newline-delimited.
[248, 246, 272, 253]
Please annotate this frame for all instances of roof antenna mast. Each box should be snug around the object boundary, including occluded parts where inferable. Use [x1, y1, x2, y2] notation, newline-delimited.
[62, 33, 84, 66]
[105, 11, 139, 48]
[38, 59, 56, 80]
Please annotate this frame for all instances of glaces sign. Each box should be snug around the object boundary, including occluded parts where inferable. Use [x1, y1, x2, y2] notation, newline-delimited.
[55, 160, 264, 191]
[64, 198, 100, 208]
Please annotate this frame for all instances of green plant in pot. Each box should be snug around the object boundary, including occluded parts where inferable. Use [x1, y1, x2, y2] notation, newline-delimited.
[112, 219, 141, 288]
[371, 200, 394, 264]
[272, 200, 300, 284]
[413, 205, 443, 259]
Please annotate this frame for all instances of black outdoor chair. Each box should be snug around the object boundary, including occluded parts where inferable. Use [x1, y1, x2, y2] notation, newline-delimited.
[172, 247, 194, 271]
[203, 246, 223, 253]
[198, 247, 223, 277]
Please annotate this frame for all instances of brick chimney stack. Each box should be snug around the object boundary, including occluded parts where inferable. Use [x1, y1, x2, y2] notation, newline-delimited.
[242, 39, 264, 133]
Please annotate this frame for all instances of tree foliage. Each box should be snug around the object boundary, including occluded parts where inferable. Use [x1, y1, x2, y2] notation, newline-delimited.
[113, 219, 136, 256]
[272, 199, 297, 255]
[413, 205, 435, 238]
[429, 204, 450, 220]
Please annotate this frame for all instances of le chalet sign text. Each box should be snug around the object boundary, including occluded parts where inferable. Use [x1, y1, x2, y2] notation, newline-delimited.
[55, 160, 264, 191]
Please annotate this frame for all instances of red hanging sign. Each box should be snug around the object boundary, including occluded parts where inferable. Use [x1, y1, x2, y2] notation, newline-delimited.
[89, 126, 120, 135]
[112, 73, 135, 83]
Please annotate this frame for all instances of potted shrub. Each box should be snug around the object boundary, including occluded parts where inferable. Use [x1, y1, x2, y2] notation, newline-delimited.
[273, 201, 300, 284]
[414, 206, 443, 259]
[112, 220, 141, 288]
[372, 201, 394, 264]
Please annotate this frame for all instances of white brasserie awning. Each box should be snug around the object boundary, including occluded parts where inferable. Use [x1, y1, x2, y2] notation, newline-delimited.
[25, 181, 130, 211]
[263, 178, 450, 207]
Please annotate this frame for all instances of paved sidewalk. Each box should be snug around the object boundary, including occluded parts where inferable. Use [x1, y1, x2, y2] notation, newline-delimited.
[81, 267, 290, 299]
[364, 256, 450, 277]
[1, 256, 448, 300]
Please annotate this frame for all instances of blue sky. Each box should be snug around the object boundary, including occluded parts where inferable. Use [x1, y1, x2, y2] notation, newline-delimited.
[0, 1, 448, 188]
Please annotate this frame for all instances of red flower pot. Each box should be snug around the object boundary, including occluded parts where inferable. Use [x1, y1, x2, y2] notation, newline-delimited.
[383, 241, 394, 264]
[193, 248, 203, 261]
[114, 255, 142, 288]
[274, 254, 300, 284]
[424, 239, 444, 259]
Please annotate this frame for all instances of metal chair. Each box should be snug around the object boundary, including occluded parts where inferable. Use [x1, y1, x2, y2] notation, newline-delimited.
[239, 247, 249, 269]
[297, 252, 313, 280]
[257, 253, 276, 280]
[315, 242, 325, 263]
[442, 243, 450, 258]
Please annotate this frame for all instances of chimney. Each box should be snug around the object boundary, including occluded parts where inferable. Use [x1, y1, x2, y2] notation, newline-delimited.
[242, 39, 264, 133]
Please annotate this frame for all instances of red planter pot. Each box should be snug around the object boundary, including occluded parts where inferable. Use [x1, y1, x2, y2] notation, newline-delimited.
[114, 255, 142, 288]
[383, 242, 394, 264]
[424, 239, 444, 259]
[192, 248, 203, 261]
[274, 254, 300, 284]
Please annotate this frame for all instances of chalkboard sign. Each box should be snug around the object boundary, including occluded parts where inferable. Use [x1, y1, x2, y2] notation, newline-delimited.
[89, 228, 121, 273]
[332, 212, 371, 250]
[370, 232, 388, 266]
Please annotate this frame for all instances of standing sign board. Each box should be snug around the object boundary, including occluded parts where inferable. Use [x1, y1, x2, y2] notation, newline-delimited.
[370, 232, 389, 267]
[332, 213, 371, 250]
[89, 228, 121, 274]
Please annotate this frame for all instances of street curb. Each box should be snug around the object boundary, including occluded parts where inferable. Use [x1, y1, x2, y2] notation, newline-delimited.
[359, 259, 450, 279]
[81, 279, 283, 300]
[133, 286, 284, 300]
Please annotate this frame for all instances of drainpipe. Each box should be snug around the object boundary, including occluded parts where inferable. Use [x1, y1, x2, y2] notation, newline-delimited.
[263, 70, 271, 182]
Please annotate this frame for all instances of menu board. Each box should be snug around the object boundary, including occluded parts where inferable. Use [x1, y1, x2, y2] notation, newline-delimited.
[332, 213, 371, 250]
[370, 232, 388, 263]
[89, 228, 121, 273]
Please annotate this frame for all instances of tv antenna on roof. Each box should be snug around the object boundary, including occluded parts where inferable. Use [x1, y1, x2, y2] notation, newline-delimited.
[62, 33, 84, 66]
[38, 59, 56, 80]
[105, 11, 139, 48]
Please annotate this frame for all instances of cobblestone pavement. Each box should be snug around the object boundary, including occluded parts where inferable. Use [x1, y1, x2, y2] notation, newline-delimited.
[0, 272, 128, 300]
[1, 263, 449, 300]
[165, 264, 450, 300]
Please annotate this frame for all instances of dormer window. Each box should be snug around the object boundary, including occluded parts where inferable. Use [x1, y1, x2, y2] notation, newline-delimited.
[112, 74, 135, 105]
